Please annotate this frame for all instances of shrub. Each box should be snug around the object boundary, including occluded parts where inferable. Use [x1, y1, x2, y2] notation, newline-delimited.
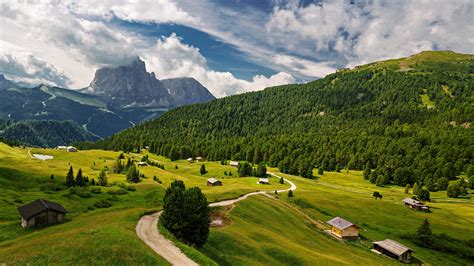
[90, 187, 101, 194]
[127, 185, 137, 192]
[69, 187, 92, 198]
[94, 199, 112, 208]
[107, 188, 128, 195]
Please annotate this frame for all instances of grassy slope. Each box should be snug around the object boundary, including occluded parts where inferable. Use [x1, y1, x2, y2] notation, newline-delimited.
[202, 195, 393, 265]
[1, 143, 472, 265]
[274, 169, 474, 265]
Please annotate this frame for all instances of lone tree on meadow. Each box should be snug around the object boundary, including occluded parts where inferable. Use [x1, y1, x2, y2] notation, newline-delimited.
[161, 180, 210, 247]
[373, 191, 383, 200]
[66, 166, 75, 187]
[288, 189, 294, 197]
[415, 218, 433, 246]
[200, 164, 207, 175]
[280, 177, 284, 184]
[417, 187, 431, 202]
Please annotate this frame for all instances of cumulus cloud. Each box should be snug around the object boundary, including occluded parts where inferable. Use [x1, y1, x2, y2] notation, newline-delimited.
[142, 34, 295, 97]
[265, 0, 474, 67]
[0, 51, 71, 87]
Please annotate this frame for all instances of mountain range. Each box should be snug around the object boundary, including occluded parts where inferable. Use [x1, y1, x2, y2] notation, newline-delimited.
[0, 58, 215, 146]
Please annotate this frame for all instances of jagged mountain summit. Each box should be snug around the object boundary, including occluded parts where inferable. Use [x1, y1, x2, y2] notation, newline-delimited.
[162, 77, 215, 107]
[84, 57, 175, 108]
[84, 57, 215, 108]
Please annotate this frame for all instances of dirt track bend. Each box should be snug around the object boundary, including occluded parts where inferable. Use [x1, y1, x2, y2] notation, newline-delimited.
[136, 172, 296, 266]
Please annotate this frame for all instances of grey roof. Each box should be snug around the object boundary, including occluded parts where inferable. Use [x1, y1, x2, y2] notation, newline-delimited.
[403, 198, 420, 205]
[208, 178, 220, 183]
[327, 217, 358, 230]
[373, 239, 413, 256]
[18, 199, 67, 219]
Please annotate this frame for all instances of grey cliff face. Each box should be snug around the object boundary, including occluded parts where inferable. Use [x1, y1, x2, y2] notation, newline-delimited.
[161, 77, 215, 107]
[87, 58, 175, 108]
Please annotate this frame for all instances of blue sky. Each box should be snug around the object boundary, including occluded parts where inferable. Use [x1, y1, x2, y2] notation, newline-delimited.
[0, 0, 473, 97]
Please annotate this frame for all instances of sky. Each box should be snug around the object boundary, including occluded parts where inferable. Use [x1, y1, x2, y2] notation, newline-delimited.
[0, 0, 473, 97]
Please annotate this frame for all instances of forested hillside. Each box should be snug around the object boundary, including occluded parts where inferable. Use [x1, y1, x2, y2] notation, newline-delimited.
[0, 120, 96, 147]
[78, 51, 474, 188]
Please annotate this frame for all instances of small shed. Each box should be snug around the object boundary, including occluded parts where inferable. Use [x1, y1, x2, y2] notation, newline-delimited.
[18, 199, 67, 228]
[187, 158, 194, 163]
[327, 217, 359, 239]
[372, 239, 414, 263]
[258, 178, 269, 184]
[229, 161, 239, 167]
[207, 178, 222, 186]
[67, 146, 77, 152]
[57, 146, 67, 150]
[403, 198, 429, 212]
[196, 157, 204, 162]
[137, 162, 147, 167]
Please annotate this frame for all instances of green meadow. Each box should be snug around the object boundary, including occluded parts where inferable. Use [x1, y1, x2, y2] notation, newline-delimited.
[0, 143, 472, 265]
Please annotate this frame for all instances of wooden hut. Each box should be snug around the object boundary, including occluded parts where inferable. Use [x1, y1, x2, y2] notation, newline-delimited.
[258, 178, 270, 184]
[18, 199, 67, 228]
[207, 178, 222, 186]
[137, 162, 148, 167]
[327, 217, 359, 239]
[67, 146, 77, 152]
[403, 198, 429, 212]
[229, 161, 239, 167]
[372, 239, 414, 263]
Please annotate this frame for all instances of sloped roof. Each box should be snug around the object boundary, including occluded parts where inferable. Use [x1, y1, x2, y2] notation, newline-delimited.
[208, 178, 220, 183]
[259, 178, 269, 183]
[18, 199, 67, 219]
[402, 198, 420, 205]
[373, 239, 413, 256]
[327, 217, 358, 230]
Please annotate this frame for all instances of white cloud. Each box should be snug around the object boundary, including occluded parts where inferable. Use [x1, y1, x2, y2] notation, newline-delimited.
[264, 0, 474, 67]
[142, 34, 295, 97]
[0, 50, 71, 88]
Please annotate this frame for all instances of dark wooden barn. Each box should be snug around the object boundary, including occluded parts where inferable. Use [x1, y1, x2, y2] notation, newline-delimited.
[18, 199, 67, 228]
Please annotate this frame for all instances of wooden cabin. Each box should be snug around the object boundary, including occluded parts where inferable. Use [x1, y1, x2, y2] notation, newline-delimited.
[258, 178, 270, 184]
[67, 146, 77, 152]
[372, 239, 414, 263]
[18, 199, 67, 228]
[196, 157, 204, 162]
[207, 178, 222, 186]
[327, 217, 359, 239]
[229, 161, 239, 167]
[187, 158, 194, 163]
[137, 162, 147, 167]
[403, 198, 429, 212]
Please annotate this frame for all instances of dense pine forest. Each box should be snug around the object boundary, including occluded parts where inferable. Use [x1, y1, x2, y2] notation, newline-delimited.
[77, 51, 474, 189]
[0, 120, 96, 147]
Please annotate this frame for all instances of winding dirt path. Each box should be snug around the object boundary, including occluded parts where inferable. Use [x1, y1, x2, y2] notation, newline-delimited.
[136, 172, 296, 266]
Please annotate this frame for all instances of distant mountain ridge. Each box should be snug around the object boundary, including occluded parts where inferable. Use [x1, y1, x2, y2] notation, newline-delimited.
[162, 77, 215, 107]
[0, 57, 216, 146]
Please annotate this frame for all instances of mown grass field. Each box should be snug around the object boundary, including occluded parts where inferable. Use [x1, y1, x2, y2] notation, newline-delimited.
[271, 169, 474, 265]
[0, 143, 472, 265]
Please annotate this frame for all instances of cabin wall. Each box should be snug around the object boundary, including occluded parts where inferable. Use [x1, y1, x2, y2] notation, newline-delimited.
[341, 226, 359, 237]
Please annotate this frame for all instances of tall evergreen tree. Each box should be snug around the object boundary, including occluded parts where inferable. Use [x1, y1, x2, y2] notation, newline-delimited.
[182, 187, 210, 247]
[76, 169, 84, 187]
[415, 218, 433, 246]
[161, 181, 187, 239]
[66, 166, 75, 187]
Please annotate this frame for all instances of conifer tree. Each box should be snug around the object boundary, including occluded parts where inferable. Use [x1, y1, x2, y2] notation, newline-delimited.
[98, 169, 108, 186]
[66, 166, 75, 187]
[76, 169, 84, 187]
[415, 218, 433, 246]
[200, 164, 207, 175]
